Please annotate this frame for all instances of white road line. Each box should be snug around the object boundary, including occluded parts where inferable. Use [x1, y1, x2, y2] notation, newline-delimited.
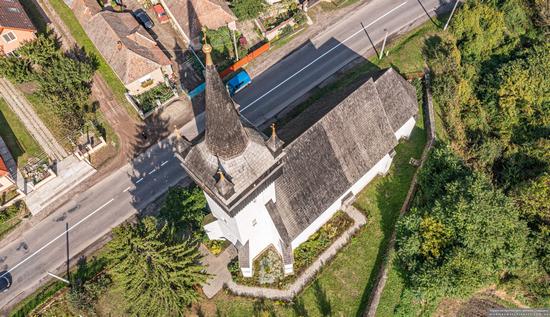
[136, 178, 144, 184]
[240, 1, 408, 112]
[122, 186, 132, 193]
[160, 160, 169, 167]
[3, 198, 115, 277]
[148, 169, 157, 175]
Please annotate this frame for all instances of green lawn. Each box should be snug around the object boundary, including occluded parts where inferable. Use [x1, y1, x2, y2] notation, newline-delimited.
[0, 98, 44, 166]
[375, 253, 406, 317]
[369, 21, 440, 75]
[47, 0, 137, 119]
[211, 113, 427, 316]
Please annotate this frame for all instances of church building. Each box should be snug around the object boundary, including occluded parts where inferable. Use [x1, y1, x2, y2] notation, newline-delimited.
[176, 42, 418, 277]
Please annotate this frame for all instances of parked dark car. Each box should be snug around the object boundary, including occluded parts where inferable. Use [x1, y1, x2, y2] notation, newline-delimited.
[133, 9, 154, 29]
[0, 272, 12, 293]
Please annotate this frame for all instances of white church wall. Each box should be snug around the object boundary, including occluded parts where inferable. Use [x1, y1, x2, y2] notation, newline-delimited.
[204, 220, 225, 240]
[234, 182, 282, 261]
[394, 117, 416, 140]
[203, 183, 282, 266]
[205, 193, 241, 244]
[291, 153, 394, 249]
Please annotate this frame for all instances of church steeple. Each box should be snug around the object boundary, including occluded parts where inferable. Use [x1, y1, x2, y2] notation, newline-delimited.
[202, 37, 249, 160]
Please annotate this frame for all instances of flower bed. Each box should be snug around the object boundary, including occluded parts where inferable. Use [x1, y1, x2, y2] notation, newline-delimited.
[291, 211, 353, 276]
[204, 239, 230, 256]
[228, 211, 354, 288]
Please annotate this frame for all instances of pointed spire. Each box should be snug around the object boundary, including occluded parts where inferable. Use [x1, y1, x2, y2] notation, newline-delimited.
[203, 32, 249, 160]
[215, 169, 235, 199]
[266, 123, 284, 156]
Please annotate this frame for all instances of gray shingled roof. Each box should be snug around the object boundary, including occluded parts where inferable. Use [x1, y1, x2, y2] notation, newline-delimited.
[0, 0, 36, 31]
[180, 67, 418, 242]
[204, 64, 249, 159]
[71, 1, 170, 85]
[271, 77, 404, 240]
[374, 68, 418, 132]
[182, 126, 279, 208]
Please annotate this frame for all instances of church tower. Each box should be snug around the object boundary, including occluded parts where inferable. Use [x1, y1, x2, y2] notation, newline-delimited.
[176, 40, 289, 277]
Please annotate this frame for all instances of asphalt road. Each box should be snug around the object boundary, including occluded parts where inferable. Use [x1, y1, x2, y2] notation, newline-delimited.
[0, 0, 452, 311]
[236, 0, 452, 126]
[0, 137, 189, 311]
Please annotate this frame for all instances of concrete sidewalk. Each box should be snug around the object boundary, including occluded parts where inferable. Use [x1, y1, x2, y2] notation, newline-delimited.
[25, 155, 96, 215]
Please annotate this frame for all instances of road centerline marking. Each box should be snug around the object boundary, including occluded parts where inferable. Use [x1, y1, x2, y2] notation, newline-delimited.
[160, 160, 169, 167]
[240, 1, 408, 113]
[122, 186, 132, 193]
[136, 177, 144, 184]
[2, 198, 115, 277]
[148, 169, 157, 175]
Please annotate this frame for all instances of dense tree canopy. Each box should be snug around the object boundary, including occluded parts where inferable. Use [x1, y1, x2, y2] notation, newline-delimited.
[396, 145, 530, 298]
[411, 0, 550, 307]
[0, 33, 97, 137]
[107, 217, 208, 316]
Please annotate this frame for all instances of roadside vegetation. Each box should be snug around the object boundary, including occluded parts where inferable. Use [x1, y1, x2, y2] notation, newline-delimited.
[0, 202, 29, 240]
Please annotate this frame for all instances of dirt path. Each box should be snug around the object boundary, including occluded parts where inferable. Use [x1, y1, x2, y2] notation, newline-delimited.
[0, 78, 68, 161]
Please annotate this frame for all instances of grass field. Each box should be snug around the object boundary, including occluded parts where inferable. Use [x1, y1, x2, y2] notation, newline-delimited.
[0, 98, 44, 166]
[47, 0, 137, 119]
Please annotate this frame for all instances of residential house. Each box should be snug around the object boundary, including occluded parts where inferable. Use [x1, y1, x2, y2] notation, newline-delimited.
[159, 0, 237, 47]
[0, 154, 15, 197]
[176, 44, 419, 277]
[69, 0, 173, 95]
[0, 136, 23, 208]
[0, 0, 37, 55]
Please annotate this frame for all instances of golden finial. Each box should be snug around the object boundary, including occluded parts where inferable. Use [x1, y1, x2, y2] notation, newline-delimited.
[217, 170, 225, 181]
[174, 125, 181, 139]
[270, 123, 277, 138]
[202, 28, 213, 66]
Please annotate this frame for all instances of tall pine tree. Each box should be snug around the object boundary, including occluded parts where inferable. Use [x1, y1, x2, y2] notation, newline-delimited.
[107, 217, 208, 316]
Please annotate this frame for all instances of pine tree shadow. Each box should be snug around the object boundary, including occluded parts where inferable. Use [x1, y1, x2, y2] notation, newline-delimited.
[312, 280, 332, 317]
[291, 297, 308, 316]
[253, 298, 277, 317]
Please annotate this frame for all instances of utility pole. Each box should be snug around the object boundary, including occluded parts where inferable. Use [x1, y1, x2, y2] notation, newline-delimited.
[444, 0, 460, 31]
[228, 21, 239, 61]
[65, 222, 70, 284]
[379, 30, 388, 60]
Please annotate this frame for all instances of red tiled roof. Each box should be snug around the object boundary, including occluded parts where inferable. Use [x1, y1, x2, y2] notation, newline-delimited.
[0, 154, 8, 177]
[0, 0, 36, 31]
